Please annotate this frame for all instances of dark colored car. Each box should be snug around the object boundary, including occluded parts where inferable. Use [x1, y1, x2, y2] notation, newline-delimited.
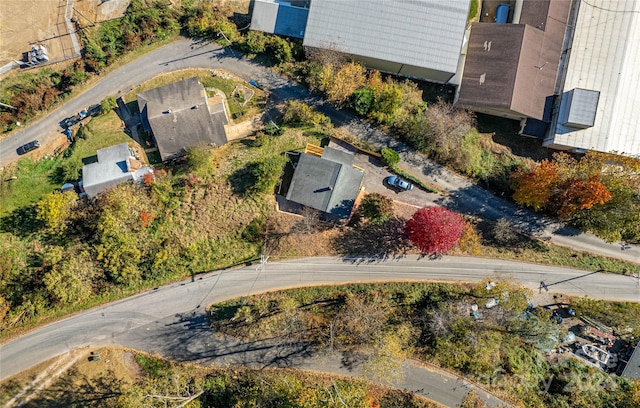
[387, 175, 414, 191]
[16, 140, 40, 155]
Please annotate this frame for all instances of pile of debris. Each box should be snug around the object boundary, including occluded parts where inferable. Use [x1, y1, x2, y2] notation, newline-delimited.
[26, 44, 49, 66]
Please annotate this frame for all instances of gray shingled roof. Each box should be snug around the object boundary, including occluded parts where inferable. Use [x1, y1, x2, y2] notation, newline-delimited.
[622, 341, 640, 380]
[82, 143, 152, 198]
[303, 0, 469, 79]
[137, 77, 228, 161]
[286, 147, 363, 218]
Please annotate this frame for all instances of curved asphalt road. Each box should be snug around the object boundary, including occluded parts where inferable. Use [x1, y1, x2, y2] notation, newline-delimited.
[0, 38, 637, 265]
[2, 256, 640, 407]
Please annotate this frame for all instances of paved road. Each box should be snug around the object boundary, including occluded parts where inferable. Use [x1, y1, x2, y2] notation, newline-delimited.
[2, 256, 640, 406]
[1, 38, 637, 264]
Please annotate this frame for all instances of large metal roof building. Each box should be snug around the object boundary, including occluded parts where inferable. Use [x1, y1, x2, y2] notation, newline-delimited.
[545, 0, 640, 156]
[301, 0, 470, 83]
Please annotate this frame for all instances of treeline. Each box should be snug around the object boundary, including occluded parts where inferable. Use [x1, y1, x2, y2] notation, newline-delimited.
[118, 353, 436, 407]
[511, 152, 640, 242]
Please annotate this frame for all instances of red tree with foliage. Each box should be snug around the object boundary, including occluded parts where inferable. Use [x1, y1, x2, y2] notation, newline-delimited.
[555, 177, 612, 217]
[405, 207, 465, 255]
[511, 160, 559, 211]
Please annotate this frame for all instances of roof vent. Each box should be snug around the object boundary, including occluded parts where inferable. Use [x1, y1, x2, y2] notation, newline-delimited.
[560, 88, 600, 129]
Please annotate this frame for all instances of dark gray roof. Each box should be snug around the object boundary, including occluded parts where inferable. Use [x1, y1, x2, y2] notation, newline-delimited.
[137, 77, 227, 161]
[82, 143, 152, 198]
[321, 146, 355, 166]
[286, 147, 363, 218]
[622, 341, 640, 380]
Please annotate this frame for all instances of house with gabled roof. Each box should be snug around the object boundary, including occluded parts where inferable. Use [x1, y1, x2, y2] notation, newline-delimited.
[137, 77, 228, 161]
[81, 143, 153, 198]
[285, 145, 364, 220]
[457, 0, 570, 125]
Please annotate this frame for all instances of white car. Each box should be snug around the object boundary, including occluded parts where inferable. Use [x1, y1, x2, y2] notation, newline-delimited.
[387, 175, 414, 191]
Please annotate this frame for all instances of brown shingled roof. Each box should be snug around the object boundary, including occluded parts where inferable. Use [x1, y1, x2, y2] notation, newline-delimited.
[458, 0, 571, 120]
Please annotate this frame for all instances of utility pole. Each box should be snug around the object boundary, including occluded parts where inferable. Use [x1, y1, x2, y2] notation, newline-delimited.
[256, 254, 269, 272]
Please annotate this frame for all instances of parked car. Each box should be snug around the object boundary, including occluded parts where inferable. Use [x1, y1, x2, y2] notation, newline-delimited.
[387, 175, 414, 191]
[16, 140, 40, 155]
[61, 106, 98, 129]
[248, 80, 264, 90]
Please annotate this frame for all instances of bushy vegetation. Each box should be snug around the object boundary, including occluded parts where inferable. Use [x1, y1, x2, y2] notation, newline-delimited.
[283, 100, 330, 127]
[351, 193, 394, 226]
[0, 122, 305, 336]
[511, 152, 640, 242]
[120, 353, 436, 407]
[210, 282, 640, 407]
[380, 147, 400, 167]
[82, 0, 180, 73]
[0, 64, 88, 132]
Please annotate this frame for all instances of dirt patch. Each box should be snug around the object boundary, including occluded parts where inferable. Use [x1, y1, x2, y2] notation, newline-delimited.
[0, 346, 139, 408]
[267, 211, 341, 258]
[0, 0, 79, 70]
[393, 200, 419, 219]
[0, 0, 132, 73]
[73, 0, 130, 24]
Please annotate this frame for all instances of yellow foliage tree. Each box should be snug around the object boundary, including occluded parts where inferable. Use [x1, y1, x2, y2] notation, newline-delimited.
[43, 251, 96, 304]
[326, 62, 367, 107]
[36, 191, 77, 234]
[511, 160, 559, 211]
[457, 222, 482, 255]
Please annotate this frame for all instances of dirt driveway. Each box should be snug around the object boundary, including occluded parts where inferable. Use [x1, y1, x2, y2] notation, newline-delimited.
[328, 139, 439, 209]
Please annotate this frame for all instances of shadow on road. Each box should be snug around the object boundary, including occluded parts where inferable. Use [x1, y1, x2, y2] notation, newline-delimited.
[435, 185, 556, 237]
[138, 311, 319, 371]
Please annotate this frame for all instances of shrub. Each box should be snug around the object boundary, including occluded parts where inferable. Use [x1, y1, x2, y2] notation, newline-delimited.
[380, 148, 400, 167]
[353, 193, 394, 225]
[100, 96, 117, 115]
[352, 87, 375, 115]
[263, 121, 283, 136]
[248, 155, 287, 195]
[245, 30, 268, 53]
[282, 100, 329, 126]
[492, 218, 518, 245]
[267, 36, 293, 64]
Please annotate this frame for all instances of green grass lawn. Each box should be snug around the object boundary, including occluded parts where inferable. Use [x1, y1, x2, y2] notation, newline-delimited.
[0, 111, 133, 216]
[70, 111, 131, 161]
[0, 158, 61, 216]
